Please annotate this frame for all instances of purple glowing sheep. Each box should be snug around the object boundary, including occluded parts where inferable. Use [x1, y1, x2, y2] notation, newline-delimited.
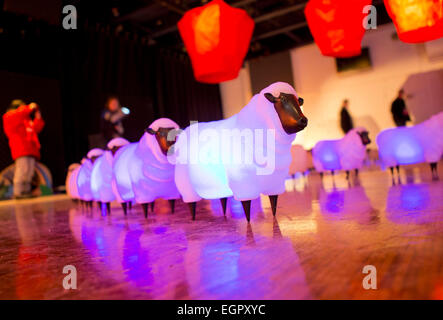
[128, 118, 181, 218]
[376, 111, 443, 180]
[312, 127, 371, 180]
[76, 148, 104, 208]
[90, 138, 129, 214]
[173, 82, 308, 222]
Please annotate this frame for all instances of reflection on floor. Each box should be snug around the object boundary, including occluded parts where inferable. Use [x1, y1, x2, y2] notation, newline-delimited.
[0, 163, 442, 299]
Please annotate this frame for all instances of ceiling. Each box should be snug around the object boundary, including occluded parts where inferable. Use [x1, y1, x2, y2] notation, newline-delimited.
[71, 0, 393, 59]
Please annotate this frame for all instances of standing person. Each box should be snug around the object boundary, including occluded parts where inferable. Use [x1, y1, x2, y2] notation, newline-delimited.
[340, 99, 354, 134]
[3, 100, 45, 199]
[100, 96, 129, 142]
[391, 89, 410, 127]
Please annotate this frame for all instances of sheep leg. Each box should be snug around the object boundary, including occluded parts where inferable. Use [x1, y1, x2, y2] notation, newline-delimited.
[220, 198, 228, 216]
[241, 200, 251, 223]
[121, 202, 128, 216]
[269, 195, 278, 217]
[169, 199, 175, 213]
[97, 201, 102, 210]
[142, 203, 148, 219]
[355, 169, 359, 177]
[188, 202, 197, 220]
[150, 201, 155, 212]
[128, 202, 132, 210]
[430, 162, 438, 180]
[346, 171, 350, 180]
[396, 165, 400, 175]
[106, 202, 111, 215]
[320, 172, 324, 180]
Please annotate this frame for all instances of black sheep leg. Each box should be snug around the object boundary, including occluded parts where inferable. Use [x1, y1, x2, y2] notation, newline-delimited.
[220, 198, 227, 216]
[150, 201, 155, 212]
[241, 200, 251, 223]
[430, 162, 438, 180]
[346, 171, 350, 180]
[355, 169, 359, 177]
[142, 203, 148, 219]
[106, 202, 111, 215]
[169, 199, 175, 213]
[121, 202, 128, 216]
[188, 202, 196, 220]
[128, 202, 132, 210]
[269, 195, 278, 217]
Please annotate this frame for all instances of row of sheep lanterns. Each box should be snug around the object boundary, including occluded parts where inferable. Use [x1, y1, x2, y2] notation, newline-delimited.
[66, 82, 442, 223]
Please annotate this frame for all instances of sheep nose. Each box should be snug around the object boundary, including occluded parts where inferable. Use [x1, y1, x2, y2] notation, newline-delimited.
[299, 117, 308, 127]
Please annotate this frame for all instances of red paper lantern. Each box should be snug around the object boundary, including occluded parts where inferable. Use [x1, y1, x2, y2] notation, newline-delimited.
[305, 0, 373, 58]
[177, 0, 254, 84]
[384, 0, 443, 43]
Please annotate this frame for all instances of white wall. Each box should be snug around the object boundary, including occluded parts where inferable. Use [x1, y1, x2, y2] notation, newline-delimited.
[219, 62, 253, 118]
[290, 24, 443, 149]
[219, 23, 443, 149]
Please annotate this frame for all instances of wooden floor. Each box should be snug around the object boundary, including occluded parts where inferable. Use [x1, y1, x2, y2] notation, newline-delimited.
[0, 163, 442, 300]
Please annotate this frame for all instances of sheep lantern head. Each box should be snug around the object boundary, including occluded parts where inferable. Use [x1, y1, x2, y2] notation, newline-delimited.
[146, 127, 179, 156]
[357, 130, 371, 145]
[264, 92, 308, 134]
[107, 137, 130, 156]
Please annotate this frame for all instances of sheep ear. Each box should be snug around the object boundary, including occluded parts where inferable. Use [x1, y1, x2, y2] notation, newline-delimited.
[146, 128, 156, 135]
[264, 93, 277, 103]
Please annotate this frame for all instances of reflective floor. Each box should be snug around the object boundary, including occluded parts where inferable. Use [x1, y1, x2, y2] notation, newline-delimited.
[0, 163, 442, 300]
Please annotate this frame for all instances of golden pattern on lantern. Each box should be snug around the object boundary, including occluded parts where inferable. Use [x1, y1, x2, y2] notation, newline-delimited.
[193, 3, 220, 54]
[389, 0, 442, 32]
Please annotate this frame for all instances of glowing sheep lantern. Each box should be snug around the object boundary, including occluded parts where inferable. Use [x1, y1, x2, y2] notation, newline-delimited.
[77, 148, 104, 207]
[384, 0, 443, 43]
[312, 128, 371, 179]
[90, 138, 129, 215]
[177, 0, 254, 83]
[174, 82, 308, 222]
[376, 111, 443, 180]
[304, 0, 373, 57]
[129, 118, 181, 218]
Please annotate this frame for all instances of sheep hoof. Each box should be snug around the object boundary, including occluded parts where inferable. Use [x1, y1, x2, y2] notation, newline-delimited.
[220, 198, 228, 216]
[169, 200, 175, 213]
[188, 202, 197, 220]
[241, 200, 251, 223]
[269, 195, 278, 217]
[142, 203, 148, 219]
[150, 201, 155, 212]
[121, 202, 128, 216]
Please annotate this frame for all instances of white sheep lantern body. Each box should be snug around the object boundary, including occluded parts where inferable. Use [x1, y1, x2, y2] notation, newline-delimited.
[173, 82, 308, 222]
[90, 138, 130, 215]
[129, 118, 181, 218]
[77, 148, 104, 208]
[66, 163, 81, 200]
[376, 111, 443, 180]
[289, 144, 309, 177]
[312, 127, 371, 180]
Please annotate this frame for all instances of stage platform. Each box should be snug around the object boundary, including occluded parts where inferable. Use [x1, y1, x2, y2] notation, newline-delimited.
[0, 164, 442, 299]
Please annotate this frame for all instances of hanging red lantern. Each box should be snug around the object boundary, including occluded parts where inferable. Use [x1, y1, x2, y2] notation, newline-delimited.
[177, 0, 254, 84]
[384, 0, 443, 43]
[305, 0, 373, 58]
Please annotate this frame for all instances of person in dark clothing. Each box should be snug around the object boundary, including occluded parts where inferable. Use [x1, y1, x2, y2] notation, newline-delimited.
[100, 96, 129, 142]
[340, 99, 354, 134]
[391, 89, 410, 127]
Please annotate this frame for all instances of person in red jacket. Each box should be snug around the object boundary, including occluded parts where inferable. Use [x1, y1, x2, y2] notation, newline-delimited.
[3, 99, 45, 199]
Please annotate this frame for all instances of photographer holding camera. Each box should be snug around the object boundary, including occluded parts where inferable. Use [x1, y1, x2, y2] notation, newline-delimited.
[3, 99, 45, 199]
